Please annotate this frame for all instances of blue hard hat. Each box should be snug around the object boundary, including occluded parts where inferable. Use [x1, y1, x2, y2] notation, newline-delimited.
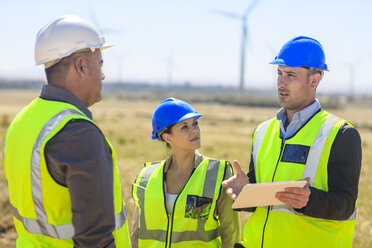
[151, 98, 203, 140]
[270, 36, 328, 71]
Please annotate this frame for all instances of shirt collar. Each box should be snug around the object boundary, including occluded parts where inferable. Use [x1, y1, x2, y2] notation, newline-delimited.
[276, 99, 322, 127]
[40, 84, 93, 119]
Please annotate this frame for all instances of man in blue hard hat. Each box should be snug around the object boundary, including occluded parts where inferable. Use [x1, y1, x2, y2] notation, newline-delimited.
[222, 36, 362, 247]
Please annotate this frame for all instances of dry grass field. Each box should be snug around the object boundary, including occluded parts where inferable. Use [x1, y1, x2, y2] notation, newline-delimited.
[0, 89, 371, 247]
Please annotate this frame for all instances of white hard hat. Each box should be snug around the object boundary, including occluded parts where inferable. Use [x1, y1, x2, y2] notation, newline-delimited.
[35, 15, 112, 68]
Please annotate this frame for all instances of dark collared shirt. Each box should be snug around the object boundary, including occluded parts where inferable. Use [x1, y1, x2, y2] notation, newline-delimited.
[41, 84, 116, 247]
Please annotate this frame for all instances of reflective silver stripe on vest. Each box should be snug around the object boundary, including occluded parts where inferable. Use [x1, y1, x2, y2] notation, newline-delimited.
[271, 115, 340, 216]
[303, 115, 340, 185]
[11, 203, 74, 240]
[253, 118, 274, 173]
[172, 228, 220, 242]
[137, 162, 166, 241]
[30, 108, 83, 239]
[202, 159, 220, 199]
[187, 159, 220, 243]
[15, 108, 126, 239]
[271, 201, 357, 221]
[115, 205, 127, 231]
[12, 203, 127, 239]
[137, 159, 221, 243]
[270, 115, 356, 220]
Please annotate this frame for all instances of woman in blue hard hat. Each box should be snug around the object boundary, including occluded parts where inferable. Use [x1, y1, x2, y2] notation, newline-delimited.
[131, 98, 240, 248]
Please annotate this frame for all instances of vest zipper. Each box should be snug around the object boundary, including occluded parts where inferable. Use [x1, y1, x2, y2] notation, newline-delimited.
[163, 166, 196, 248]
[166, 213, 173, 248]
[162, 169, 170, 248]
[260, 139, 285, 248]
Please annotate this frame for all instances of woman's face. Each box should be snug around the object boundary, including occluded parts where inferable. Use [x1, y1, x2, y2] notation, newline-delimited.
[163, 117, 201, 152]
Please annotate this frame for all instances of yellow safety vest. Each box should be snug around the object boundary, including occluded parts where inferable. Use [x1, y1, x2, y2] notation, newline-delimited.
[242, 110, 356, 248]
[3, 97, 131, 247]
[132, 158, 227, 248]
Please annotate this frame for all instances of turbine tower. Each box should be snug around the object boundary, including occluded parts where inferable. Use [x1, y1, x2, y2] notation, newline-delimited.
[342, 54, 371, 102]
[212, 0, 260, 91]
[265, 41, 278, 90]
[159, 52, 174, 86]
[167, 53, 173, 86]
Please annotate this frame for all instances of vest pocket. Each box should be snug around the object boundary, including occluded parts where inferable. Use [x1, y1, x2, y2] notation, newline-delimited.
[281, 144, 310, 164]
[185, 195, 213, 220]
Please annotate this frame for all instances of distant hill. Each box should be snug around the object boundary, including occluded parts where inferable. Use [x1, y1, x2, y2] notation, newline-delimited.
[0, 78, 277, 95]
[1, 79, 371, 109]
[0, 79, 44, 89]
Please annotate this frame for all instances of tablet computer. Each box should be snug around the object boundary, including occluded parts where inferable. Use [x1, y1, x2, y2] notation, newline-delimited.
[232, 180, 307, 209]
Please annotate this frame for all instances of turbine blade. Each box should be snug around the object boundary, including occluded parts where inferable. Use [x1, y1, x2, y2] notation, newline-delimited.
[101, 28, 125, 35]
[88, 4, 103, 34]
[244, 0, 261, 17]
[88, 4, 125, 36]
[210, 8, 241, 19]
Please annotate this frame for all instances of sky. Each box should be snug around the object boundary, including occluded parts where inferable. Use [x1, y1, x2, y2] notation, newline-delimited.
[1, 0, 372, 94]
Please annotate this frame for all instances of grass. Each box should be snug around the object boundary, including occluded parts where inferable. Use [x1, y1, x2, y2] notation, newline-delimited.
[0, 90, 371, 247]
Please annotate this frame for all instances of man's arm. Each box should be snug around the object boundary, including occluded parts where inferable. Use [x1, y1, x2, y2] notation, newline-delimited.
[130, 206, 139, 248]
[45, 119, 116, 247]
[295, 124, 362, 220]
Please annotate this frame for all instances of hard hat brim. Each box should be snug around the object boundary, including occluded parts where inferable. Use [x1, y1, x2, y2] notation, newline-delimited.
[35, 43, 113, 66]
[269, 59, 329, 71]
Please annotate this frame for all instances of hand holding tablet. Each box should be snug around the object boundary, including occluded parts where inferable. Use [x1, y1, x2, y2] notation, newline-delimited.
[232, 179, 308, 209]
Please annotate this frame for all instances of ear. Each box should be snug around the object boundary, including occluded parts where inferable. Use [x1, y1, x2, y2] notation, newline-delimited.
[310, 73, 321, 89]
[73, 56, 87, 78]
[162, 133, 171, 144]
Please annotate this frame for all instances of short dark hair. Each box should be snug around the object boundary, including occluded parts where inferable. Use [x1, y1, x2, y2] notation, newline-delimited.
[45, 56, 73, 83]
[45, 49, 93, 84]
[302, 66, 324, 78]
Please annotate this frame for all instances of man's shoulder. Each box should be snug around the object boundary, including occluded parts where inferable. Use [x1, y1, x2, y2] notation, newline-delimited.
[337, 122, 361, 139]
[53, 119, 105, 144]
[323, 111, 360, 135]
[254, 117, 277, 132]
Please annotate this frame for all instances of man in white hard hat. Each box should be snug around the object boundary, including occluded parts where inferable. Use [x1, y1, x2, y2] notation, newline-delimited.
[222, 36, 361, 247]
[3, 15, 131, 247]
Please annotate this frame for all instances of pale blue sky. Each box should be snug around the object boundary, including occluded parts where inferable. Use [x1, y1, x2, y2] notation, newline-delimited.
[1, 0, 371, 94]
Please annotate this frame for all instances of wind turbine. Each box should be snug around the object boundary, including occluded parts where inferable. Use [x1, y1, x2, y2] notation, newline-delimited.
[88, 4, 125, 36]
[112, 54, 130, 83]
[212, 0, 261, 91]
[166, 54, 173, 86]
[88, 5, 126, 83]
[265, 41, 278, 90]
[158, 52, 175, 86]
[342, 54, 372, 102]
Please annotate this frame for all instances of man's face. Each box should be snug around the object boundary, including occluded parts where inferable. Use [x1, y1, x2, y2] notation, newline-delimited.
[85, 50, 104, 107]
[276, 65, 317, 113]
